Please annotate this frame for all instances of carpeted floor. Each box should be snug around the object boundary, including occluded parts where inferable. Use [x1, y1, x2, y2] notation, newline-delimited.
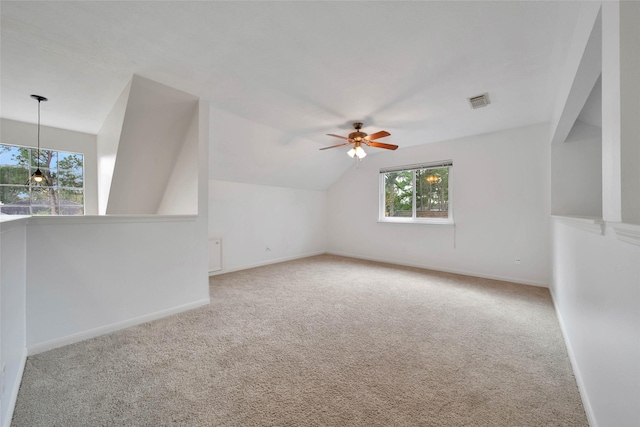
[12, 255, 587, 426]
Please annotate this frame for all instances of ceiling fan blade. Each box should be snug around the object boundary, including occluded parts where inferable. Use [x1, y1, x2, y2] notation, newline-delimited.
[368, 141, 398, 150]
[319, 142, 352, 150]
[365, 130, 391, 141]
[326, 133, 351, 141]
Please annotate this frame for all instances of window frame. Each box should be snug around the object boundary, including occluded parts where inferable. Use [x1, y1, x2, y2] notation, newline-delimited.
[378, 161, 454, 225]
[0, 143, 85, 216]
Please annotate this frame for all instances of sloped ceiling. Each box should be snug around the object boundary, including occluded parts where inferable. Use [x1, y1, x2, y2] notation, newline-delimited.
[1, 1, 582, 190]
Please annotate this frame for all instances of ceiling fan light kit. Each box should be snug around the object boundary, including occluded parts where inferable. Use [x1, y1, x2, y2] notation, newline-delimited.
[347, 144, 367, 159]
[321, 122, 397, 161]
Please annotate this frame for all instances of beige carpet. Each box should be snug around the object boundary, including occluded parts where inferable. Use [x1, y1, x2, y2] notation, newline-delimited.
[12, 255, 587, 426]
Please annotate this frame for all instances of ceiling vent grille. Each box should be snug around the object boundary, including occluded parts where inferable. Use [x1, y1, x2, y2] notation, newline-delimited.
[468, 93, 490, 109]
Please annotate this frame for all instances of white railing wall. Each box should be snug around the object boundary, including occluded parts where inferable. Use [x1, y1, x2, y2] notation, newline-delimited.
[0, 217, 28, 427]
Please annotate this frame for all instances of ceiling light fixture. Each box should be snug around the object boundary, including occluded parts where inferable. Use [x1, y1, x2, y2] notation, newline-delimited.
[30, 94, 48, 183]
[347, 142, 367, 159]
[321, 122, 397, 161]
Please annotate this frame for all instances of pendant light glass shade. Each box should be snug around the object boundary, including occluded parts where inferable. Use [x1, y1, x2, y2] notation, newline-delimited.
[30, 94, 48, 183]
[32, 168, 44, 182]
[426, 174, 441, 184]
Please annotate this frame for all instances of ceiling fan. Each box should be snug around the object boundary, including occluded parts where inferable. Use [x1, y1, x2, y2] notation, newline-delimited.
[320, 122, 398, 159]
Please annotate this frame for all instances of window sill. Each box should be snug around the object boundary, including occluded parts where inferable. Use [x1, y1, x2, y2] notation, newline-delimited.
[378, 218, 455, 226]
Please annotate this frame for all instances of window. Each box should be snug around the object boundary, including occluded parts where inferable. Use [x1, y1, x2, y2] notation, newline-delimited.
[0, 144, 84, 215]
[380, 160, 452, 223]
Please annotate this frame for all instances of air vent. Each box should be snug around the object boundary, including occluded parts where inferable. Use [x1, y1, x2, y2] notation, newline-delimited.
[468, 93, 490, 109]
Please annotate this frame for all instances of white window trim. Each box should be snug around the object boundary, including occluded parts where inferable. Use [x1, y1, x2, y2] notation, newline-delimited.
[378, 161, 454, 225]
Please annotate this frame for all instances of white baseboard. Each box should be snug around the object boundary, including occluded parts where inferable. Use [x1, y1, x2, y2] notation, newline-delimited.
[208, 251, 325, 276]
[549, 288, 597, 427]
[326, 251, 549, 288]
[27, 298, 211, 356]
[3, 347, 27, 427]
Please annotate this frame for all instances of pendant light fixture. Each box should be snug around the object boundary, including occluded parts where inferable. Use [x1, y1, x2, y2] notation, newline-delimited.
[30, 94, 48, 183]
[426, 174, 441, 185]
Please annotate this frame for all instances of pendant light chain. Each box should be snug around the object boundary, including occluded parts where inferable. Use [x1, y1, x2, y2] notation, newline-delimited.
[37, 98, 41, 168]
[30, 94, 48, 183]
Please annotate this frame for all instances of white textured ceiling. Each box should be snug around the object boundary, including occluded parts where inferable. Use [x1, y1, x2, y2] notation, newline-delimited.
[1, 1, 582, 190]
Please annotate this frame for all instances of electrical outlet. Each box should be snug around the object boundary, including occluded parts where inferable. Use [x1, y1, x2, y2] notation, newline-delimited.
[515, 257, 521, 265]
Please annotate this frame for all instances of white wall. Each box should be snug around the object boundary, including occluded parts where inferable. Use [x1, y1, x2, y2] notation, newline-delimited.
[549, 1, 640, 426]
[327, 123, 551, 287]
[551, 220, 640, 426]
[1, 118, 98, 215]
[0, 85, 210, 423]
[551, 120, 602, 217]
[25, 215, 210, 353]
[96, 80, 131, 215]
[157, 111, 199, 215]
[602, 0, 640, 225]
[208, 180, 326, 273]
[106, 75, 198, 215]
[25, 98, 210, 352]
[0, 218, 28, 427]
[618, 0, 640, 224]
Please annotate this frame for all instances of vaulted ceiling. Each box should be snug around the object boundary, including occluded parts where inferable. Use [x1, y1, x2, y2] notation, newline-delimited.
[1, 1, 582, 190]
